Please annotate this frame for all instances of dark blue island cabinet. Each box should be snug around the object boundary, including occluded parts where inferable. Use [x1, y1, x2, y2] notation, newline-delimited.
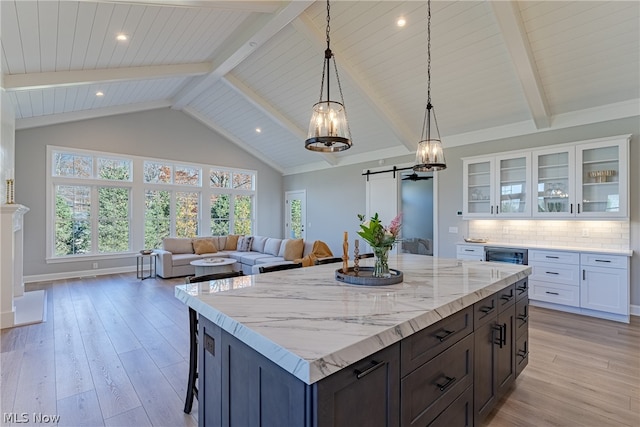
[197, 278, 529, 427]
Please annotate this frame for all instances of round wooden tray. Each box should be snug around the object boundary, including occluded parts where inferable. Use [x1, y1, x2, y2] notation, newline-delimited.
[335, 267, 403, 286]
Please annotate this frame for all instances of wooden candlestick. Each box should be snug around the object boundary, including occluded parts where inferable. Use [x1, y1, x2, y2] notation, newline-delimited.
[342, 231, 349, 273]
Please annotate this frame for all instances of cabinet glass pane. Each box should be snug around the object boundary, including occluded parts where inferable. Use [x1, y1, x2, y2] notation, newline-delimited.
[581, 146, 619, 213]
[536, 152, 569, 213]
[499, 157, 527, 213]
[467, 161, 491, 214]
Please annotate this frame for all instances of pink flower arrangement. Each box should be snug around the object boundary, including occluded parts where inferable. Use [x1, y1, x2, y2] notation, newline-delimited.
[357, 212, 402, 248]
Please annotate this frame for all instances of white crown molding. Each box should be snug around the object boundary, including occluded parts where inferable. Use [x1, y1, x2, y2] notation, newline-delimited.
[14, 100, 172, 130]
[443, 99, 640, 149]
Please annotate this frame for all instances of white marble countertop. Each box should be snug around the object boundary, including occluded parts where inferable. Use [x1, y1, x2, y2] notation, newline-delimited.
[457, 241, 632, 256]
[175, 254, 531, 384]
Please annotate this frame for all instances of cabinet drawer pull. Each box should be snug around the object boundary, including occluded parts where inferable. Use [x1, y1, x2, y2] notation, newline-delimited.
[464, 249, 474, 252]
[435, 329, 456, 342]
[583, 269, 586, 280]
[500, 292, 514, 302]
[518, 349, 529, 359]
[545, 291, 560, 296]
[518, 314, 529, 323]
[479, 305, 495, 314]
[595, 259, 611, 263]
[545, 255, 559, 259]
[570, 203, 573, 214]
[354, 360, 385, 379]
[545, 271, 559, 275]
[435, 375, 457, 392]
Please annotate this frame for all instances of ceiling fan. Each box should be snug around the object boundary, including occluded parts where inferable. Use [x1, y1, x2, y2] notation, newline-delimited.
[402, 173, 433, 181]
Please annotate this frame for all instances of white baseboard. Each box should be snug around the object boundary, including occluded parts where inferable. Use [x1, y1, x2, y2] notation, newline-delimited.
[630, 304, 640, 317]
[24, 266, 136, 283]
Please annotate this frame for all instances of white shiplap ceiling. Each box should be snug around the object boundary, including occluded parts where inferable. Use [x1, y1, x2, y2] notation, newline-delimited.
[2, 0, 639, 175]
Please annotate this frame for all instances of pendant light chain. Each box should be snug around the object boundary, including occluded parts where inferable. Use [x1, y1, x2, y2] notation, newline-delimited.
[326, 0, 331, 49]
[427, 0, 432, 105]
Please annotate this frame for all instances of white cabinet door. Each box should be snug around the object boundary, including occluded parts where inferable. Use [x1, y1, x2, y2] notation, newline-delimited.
[463, 154, 531, 219]
[495, 153, 531, 217]
[532, 146, 576, 218]
[463, 158, 494, 218]
[581, 266, 628, 315]
[575, 137, 629, 218]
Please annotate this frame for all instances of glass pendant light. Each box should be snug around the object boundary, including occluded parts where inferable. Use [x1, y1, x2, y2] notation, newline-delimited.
[305, 0, 352, 152]
[414, 0, 446, 172]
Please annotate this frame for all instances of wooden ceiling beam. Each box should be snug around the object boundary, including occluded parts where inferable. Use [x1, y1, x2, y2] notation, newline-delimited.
[489, 1, 551, 129]
[171, 0, 313, 109]
[3, 63, 212, 91]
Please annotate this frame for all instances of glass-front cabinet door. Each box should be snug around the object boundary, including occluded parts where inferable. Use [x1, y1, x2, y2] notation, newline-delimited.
[463, 158, 494, 218]
[495, 153, 531, 217]
[576, 137, 628, 218]
[532, 147, 575, 218]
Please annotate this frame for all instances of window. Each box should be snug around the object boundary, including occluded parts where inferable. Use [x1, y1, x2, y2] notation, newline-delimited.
[48, 147, 256, 261]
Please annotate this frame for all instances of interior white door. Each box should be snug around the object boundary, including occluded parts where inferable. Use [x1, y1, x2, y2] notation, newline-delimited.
[285, 190, 306, 240]
[365, 172, 399, 252]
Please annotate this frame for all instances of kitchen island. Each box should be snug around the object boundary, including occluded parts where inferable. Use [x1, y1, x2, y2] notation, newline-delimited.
[175, 254, 531, 427]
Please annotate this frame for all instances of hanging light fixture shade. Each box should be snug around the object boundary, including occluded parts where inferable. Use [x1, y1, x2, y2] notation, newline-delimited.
[414, 0, 446, 172]
[305, 0, 352, 152]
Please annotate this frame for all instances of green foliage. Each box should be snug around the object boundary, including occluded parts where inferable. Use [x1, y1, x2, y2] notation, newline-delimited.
[290, 200, 302, 238]
[145, 190, 170, 248]
[98, 187, 130, 252]
[210, 194, 230, 235]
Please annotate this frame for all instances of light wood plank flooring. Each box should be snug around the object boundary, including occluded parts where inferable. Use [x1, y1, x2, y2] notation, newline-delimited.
[1, 274, 638, 427]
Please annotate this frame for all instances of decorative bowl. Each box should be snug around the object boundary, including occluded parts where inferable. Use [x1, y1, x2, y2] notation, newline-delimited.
[464, 238, 488, 243]
[140, 249, 153, 255]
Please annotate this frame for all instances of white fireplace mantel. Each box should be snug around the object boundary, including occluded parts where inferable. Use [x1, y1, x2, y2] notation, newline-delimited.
[1, 203, 33, 329]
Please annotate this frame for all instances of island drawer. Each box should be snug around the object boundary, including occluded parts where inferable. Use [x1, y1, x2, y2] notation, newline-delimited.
[474, 293, 498, 328]
[400, 334, 473, 427]
[497, 284, 516, 310]
[515, 297, 529, 340]
[515, 332, 529, 377]
[515, 278, 528, 300]
[401, 306, 473, 376]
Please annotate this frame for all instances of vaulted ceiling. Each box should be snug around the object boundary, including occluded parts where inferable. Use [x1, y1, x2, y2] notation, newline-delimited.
[2, 1, 638, 175]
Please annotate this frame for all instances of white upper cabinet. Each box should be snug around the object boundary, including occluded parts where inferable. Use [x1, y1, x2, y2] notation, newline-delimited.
[532, 146, 576, 218]
[463, 153, 531, 218]
[576, 138, 628, 218]
[465, 135, 630, 220]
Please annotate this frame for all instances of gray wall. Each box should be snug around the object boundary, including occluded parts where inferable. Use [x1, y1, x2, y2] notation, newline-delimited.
[284, 116, 640, 305]
[15, 108, 283, 277]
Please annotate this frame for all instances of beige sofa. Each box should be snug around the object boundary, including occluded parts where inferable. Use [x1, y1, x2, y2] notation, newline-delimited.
[154, 235, 315, 278]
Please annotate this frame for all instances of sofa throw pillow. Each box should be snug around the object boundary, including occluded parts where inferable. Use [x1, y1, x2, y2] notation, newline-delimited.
[192, 237, 217, 255]
[224, 235, 241, 251]
[163, 237, 195, 254]
[264, 238, 283, 256]
[236, 236, 254, 252]
[251, 236, 269, 253]
[283, 238, 304, 261]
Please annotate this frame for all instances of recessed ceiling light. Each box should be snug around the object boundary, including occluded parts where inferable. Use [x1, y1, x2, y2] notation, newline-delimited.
[255, 128, 262, 133]
[96, 91, 104, 97]
[397, 17, 406, 27]
[116, 33, 128, 41]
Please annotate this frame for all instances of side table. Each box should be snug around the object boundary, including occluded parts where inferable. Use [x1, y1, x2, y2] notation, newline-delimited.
[137, 253, 157, 280]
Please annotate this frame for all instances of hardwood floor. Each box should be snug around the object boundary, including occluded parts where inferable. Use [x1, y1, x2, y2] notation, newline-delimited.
[1, 273, 638, 427]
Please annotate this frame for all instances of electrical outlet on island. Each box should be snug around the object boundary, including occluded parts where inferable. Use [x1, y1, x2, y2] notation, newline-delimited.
[582, 228, 590, 237]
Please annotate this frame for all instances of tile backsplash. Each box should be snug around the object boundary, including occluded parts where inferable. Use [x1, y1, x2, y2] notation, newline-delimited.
[467, 220, 630, 251]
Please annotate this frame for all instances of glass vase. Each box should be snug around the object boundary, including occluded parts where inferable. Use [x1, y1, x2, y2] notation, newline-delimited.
[372, 246, 391, 278]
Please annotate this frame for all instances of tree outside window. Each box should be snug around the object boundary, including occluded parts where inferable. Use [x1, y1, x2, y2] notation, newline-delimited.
[175, 192, 199, 237]
[211, 194, 230, 235]
[234, 195, 253, 235]
[145, 190, 170, 249]
[55, 185, 91, 255]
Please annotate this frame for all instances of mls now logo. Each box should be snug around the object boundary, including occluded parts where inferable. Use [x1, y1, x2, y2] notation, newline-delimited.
[3, 413, 61, 423]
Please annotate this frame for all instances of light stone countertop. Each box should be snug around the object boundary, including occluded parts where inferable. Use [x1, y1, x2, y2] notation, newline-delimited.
[175, 254, 531, 384]
[457, 241, 632, 256]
